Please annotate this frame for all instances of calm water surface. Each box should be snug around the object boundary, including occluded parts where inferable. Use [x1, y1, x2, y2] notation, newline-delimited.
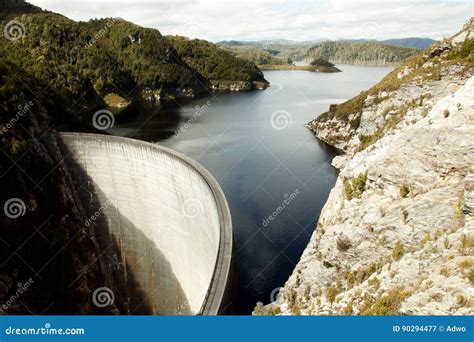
[109, 65, 393, 314]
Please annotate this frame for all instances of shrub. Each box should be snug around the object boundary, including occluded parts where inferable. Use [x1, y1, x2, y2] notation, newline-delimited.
[337, 235, 352, 252]
[392, 240, 405, 260]
[326, 281, 343, 304]
[343, 301, 354, 315]
[399, 184, 411, 198]
[343, 178, 353, 200]
[310, 58, 335, 68]
[269, 306, 281, 315]
[352, 171, 368, 198]
[443, 109, 450, 118]
[401, 207, 409, 223]
[361, 287, 408, 315]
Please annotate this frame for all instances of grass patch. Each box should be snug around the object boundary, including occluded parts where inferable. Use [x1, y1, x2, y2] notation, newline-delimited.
[344, 172, 368, 200]
[392, 240, 405, 260]
[336, 235, 352, 252]
[361, 287, 409, 315]
[399, 184, 411, 198]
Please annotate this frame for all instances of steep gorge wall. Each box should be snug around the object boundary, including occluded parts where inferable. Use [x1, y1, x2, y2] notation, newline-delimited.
[256, 19, 474, 316]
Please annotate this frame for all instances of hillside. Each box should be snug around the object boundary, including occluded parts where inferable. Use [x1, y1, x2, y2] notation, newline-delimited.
[0, 0, 268, 112]
[383, 38, 437, 50]
[219, 39, 422, 67]
[302, 41, 418, 66]
[167, 36, 268, 90]
[0, 60, 113, 314]
[255, 18, 474, 316]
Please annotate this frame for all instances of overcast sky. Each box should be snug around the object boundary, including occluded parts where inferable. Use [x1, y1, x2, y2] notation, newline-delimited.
[28, 0, 473, 42]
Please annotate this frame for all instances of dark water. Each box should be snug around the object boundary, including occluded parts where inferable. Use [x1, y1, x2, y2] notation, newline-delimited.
[108, 65, 392, 314]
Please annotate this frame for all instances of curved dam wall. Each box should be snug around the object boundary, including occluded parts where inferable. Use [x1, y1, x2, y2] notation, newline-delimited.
[58, 133, 234, 315]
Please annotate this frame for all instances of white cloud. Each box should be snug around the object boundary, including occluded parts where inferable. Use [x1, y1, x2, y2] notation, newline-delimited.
[28, 0, 474, 41]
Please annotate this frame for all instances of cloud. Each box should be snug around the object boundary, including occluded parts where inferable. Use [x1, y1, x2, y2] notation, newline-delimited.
[28, 0, 473, 41]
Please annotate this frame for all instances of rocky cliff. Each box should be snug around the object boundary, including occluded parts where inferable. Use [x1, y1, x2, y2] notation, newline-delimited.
[255, 19, 474, 315]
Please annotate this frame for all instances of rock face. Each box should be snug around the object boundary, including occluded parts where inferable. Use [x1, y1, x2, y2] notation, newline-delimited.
[255, 19, 474, 316]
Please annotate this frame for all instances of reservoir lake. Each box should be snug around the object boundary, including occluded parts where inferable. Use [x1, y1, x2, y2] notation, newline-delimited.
[109, 65, 393, 313]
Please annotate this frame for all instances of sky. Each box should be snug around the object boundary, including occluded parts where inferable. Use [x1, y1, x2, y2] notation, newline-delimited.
[28, 0, 474, 42]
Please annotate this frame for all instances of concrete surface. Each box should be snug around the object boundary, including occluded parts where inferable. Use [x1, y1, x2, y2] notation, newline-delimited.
[58, 133, 234, 315]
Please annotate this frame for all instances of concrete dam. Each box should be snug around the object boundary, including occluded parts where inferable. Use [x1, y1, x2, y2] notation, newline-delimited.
[58, 133, 235, 315]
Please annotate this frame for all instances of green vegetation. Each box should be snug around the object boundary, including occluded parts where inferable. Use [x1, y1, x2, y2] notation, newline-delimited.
[392, 241, 405, 260]
[0, 0, 267, 117]
[336, 235, 352, 252]
[344, 262, 380, 288]
[219, 45, 292, 66]
[326, 281, 343, 304]
[361, 287, 409, 315]
[310, 58, 335, 68]
[313, 29, 474, 152]
[303, 41, 418, 66]
[167, 36, 267, 87]
[401, 207, 409, 223]
[399, 184, 411, 198]
[344, 172, 368, 200]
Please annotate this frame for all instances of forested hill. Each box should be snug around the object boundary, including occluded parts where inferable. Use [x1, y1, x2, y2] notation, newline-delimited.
[302, 41, 418, 66]
[167, 36, 268, 89]
[0, 0, 268, 113]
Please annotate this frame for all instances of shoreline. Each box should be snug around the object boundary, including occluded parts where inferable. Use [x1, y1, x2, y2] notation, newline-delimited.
[258, 64, 341, 73]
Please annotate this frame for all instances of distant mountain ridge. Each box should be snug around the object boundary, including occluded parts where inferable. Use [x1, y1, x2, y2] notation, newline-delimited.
[218, 37, 435, 67]
[382, 38, 437, 50]
[301, 41, 419, 66]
